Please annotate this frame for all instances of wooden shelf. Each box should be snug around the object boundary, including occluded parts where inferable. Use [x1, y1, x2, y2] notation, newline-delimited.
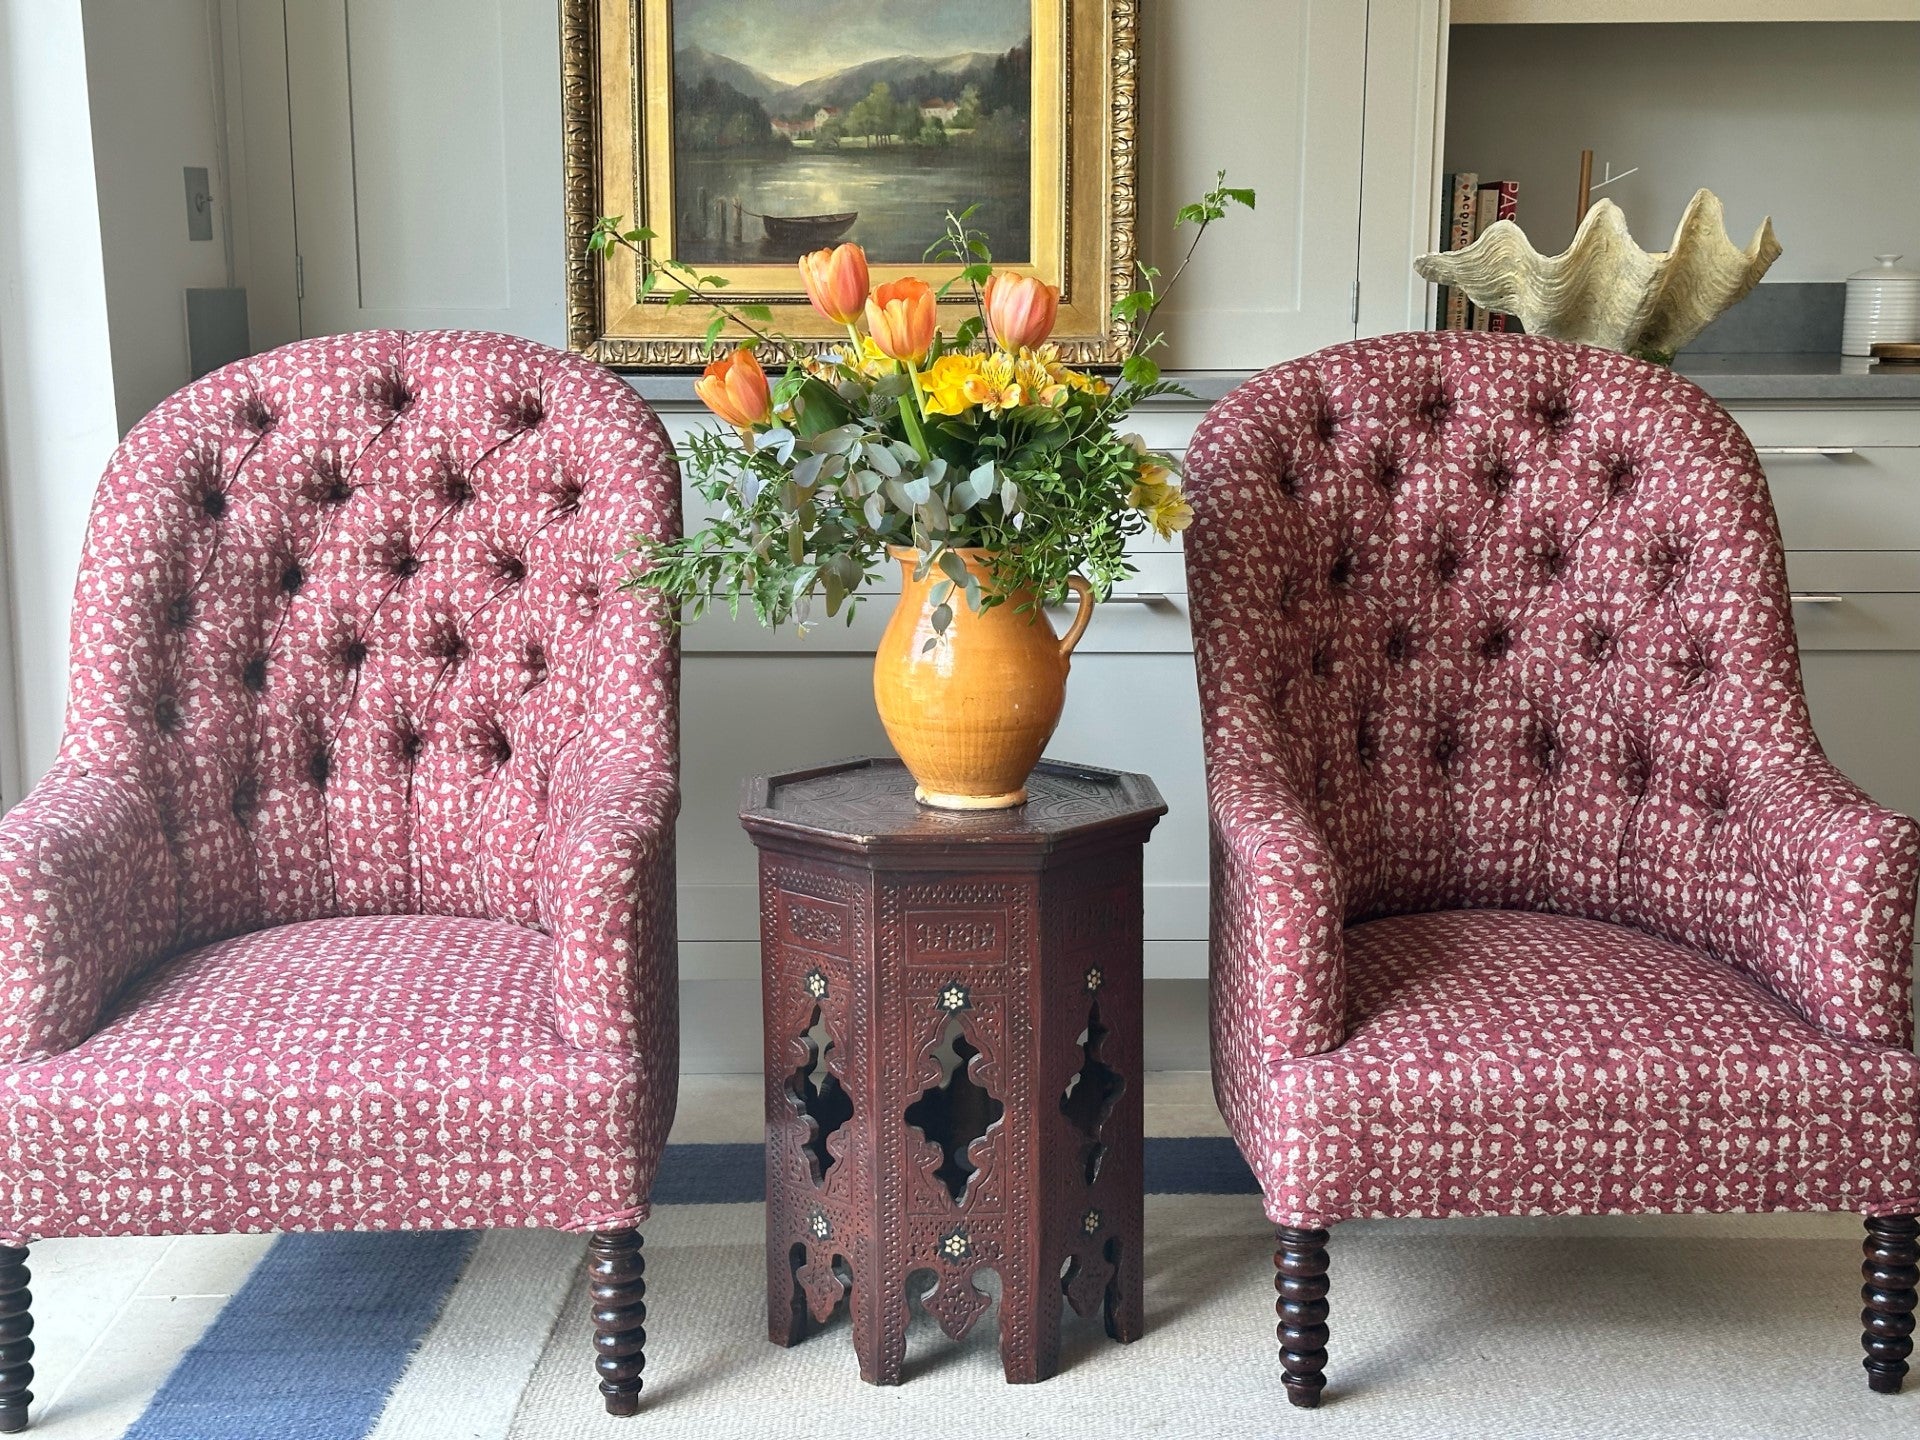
[1452, 0, 1919, 21]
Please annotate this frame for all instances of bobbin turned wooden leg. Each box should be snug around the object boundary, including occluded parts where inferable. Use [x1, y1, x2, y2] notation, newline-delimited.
[588, 1230, 647, 1416]
[0, 1246, 30, 1435]
[1276, 1227, 1330, 1409]
[1863, 1215, 1918, 1395]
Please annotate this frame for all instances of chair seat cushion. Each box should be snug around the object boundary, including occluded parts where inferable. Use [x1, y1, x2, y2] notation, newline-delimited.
[1, 915, 653, 1243]
[1257, 909, 1920, 1226]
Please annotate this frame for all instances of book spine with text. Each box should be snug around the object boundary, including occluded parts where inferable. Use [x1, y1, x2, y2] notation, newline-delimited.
[1443, 171, 1478, 330]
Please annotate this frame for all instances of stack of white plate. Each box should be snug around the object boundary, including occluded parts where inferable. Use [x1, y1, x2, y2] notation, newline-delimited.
[1843, 254, 1920, 356]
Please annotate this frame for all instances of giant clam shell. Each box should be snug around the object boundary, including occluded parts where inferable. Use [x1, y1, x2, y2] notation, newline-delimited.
[1415, 188, 1781, 359]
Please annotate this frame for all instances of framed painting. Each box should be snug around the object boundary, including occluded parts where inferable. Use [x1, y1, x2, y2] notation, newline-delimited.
[562, 0, 1138, 368]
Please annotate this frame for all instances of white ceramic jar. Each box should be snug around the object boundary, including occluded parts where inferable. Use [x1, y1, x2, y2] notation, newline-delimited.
[1843, 254, 1920, 356]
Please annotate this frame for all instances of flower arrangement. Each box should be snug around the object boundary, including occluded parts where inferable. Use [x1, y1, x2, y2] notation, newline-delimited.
[588, 174, 1254, 635]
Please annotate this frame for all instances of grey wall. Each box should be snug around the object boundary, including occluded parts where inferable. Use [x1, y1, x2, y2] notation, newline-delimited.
[0, 0, 120, 796]
[1446, 21, 1920, 282]
[82, 0, 234, 434]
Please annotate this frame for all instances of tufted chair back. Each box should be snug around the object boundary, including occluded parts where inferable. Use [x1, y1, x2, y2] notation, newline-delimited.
[60, 330, 680, 948]
[1185, 333, 1844, 1003]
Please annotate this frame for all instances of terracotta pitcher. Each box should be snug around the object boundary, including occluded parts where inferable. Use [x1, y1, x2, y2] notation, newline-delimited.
[873, 546, 1095, 809]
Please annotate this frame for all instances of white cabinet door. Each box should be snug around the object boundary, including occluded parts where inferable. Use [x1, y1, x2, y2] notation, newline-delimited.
[280, 0, 563, 343]
[1138, 0, 1371, 367]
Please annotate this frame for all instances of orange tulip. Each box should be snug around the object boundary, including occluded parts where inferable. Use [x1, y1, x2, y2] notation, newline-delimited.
[983, 271, 1059, 351]
[864, 278, 938, 365]
[798, 243, 870, 326]
[693, 347, 772, 429]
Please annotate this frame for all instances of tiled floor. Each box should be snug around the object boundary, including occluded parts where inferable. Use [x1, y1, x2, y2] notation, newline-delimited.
[22, 1071, 1227, 1437]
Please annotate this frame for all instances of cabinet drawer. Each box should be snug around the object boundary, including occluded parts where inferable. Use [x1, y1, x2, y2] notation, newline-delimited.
[1761, 447, 1920, 551]
[1731, 408, 1920, 451]
[1784, 592, 1920, 653]
[1801, 651, 1920, 819]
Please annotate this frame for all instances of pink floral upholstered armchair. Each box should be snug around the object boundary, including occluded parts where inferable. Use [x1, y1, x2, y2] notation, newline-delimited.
[1185, 333, 1920, 1408]
[0, 331, 680, 1430]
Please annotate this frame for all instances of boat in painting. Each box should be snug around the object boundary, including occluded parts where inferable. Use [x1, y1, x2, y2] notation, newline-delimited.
[757, 210, 858, 248]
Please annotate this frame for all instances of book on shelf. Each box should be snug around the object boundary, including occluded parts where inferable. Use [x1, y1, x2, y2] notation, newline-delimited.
[1441, 171, 1478, 330]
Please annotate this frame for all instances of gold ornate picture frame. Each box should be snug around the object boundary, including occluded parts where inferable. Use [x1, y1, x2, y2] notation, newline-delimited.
[562, 0, 1137, 369]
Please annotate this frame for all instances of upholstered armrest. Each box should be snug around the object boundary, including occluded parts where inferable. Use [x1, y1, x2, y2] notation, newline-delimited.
[1208, 761, 1348, 1071]
[540, 754, 680, 1053]
[0, 766, 179, 1063]
[1708, 753, 1920, 1048]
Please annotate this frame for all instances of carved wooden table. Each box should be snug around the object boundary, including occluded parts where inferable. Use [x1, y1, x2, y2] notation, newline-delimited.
[741, 757, 1165, 1385]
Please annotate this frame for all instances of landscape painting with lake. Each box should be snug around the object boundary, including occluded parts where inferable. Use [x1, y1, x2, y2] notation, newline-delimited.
[670, 0, 1032, 265]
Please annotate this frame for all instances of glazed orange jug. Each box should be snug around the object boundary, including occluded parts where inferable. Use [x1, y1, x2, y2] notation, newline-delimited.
[872, 546, 1095, 809]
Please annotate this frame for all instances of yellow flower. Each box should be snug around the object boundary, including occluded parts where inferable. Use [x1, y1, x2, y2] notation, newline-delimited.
[1127, 443, 1191, 538]
[1013, 347, 1068, 408]
[818, 335, 895, 381]
[968, 352, 1027, 414]
[922, 352, 988, 416]
[1130, 480, 1194, 538]
[1061, 367, 1110, 398]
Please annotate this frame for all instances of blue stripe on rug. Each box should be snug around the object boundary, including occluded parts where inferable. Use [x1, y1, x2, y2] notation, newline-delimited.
[650, 1135, 1259, 1204]
[123, 1229, 477, 1440]
[124, 1138, 1258, 1437]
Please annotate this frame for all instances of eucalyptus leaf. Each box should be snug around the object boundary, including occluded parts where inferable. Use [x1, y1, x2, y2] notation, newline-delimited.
[863, 442, 901, 478]
[931, 602, 953, 634]
[903, 474, 931, 506]
[816, 424, 865, 456]
[862, 493, 887, 529]
[919, 490, 948, 532]
[789, 451, 828, 489]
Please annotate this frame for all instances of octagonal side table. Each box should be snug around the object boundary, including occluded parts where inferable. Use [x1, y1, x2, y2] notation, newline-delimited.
[740, 757, 1165, 1385]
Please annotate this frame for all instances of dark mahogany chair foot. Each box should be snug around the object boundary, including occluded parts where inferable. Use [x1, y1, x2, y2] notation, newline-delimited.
[589, 1230, 647, 1416]
[1276, 1226, 1330, 1409]
[1863, 1215, 1918, 1394]
[0, 1246, 29, 1435]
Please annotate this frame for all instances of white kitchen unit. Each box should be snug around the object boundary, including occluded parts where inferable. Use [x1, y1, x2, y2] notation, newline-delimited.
[1738, 407, 1920, 824]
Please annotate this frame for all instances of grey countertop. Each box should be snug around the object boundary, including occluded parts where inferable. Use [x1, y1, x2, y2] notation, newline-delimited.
[1672, 353, 1920, 402]
[627, 353, 1920, 409]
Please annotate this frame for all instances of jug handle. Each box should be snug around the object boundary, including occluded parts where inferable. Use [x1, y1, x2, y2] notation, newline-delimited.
[1057, 576, 1095, 660]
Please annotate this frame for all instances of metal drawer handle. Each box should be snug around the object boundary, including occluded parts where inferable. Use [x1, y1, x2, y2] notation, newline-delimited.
[1048, 591, 1170, 607]
[1755, 446, 1856, 457]
[1790, 593, 1846, 605]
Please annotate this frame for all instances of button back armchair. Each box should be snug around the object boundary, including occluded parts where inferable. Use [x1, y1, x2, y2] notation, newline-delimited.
[1184, 333, 1920, 1408]
[0, 330, 681, 1429]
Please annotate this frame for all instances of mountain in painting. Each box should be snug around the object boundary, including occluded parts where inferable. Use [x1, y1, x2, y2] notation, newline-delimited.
[675, 43, 1025, 121]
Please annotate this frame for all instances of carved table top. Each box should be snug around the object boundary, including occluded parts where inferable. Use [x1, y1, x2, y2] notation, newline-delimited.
[739, 757, 1166, 861]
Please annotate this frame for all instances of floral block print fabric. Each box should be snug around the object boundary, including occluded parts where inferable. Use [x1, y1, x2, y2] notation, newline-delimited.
[1185, 332, 1920, 1226]
[1247, 909, 1920, 1226]
[2, 915, 655, 1241]
[0, 330, 681, 1242]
